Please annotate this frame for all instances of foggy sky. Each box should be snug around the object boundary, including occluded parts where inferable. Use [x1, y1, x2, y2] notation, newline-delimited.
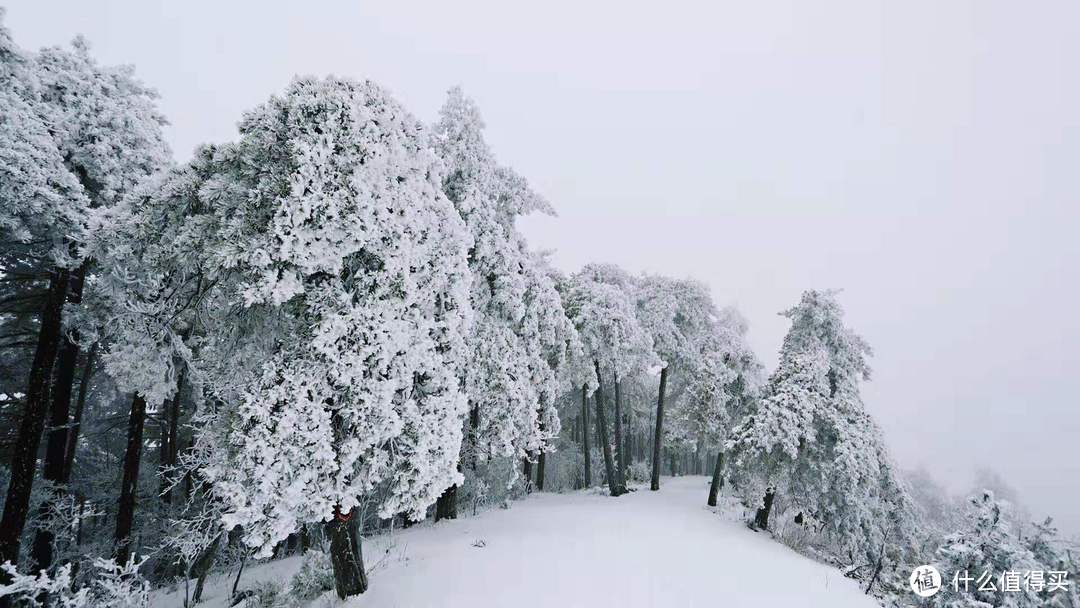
[5, 0, 1078, 532]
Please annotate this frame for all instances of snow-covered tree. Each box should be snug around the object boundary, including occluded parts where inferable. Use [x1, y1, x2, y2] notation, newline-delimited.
[86, 76, 472, 599]
[431, 88, 577, 515]
[669, 307, 763, 507]
[635, 274, 717, 490]
[728, 290, 915, 571]
[0, 17, 170, 573]
[930, 491, 1048, 608]
[564, 265, 657, 495]
[205, 77, 472, 599]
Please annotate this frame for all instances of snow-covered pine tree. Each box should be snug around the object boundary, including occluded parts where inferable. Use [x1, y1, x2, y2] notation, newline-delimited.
[431, 88, 578, 514]
[200, 77, 473, 599]
[668, 307, 763, 507]
[930, 491, 1046, 608]
[728, 290, 915, 577]
[635, 274, 717, 491]
[82, 153, 240, 571]
[563, 265, 657, 496]
[516, 251, 584, 490]
[83, 76, 472, 599]
[0, 16, 170, 573]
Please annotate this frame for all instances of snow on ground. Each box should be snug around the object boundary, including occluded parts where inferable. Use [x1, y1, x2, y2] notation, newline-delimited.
[155, 476, 880, 607]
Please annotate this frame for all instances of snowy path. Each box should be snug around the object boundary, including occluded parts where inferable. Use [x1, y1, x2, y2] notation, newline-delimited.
[157, 476, 879, 607]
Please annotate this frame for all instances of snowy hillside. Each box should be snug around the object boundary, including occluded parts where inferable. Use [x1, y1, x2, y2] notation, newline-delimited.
[154, 477, 878, 608]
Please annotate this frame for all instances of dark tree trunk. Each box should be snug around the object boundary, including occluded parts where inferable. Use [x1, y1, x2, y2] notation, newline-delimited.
[436, 403, 477, 522]
[0, 269, 70, 571]
[522, 456, 534, 493]
[594, 361, 625, 496]
[754, 489, 776, 530]
[62, 344, 95, 484]
[182, 437, 195, 500]
[468, 403, 480, 469]
[29, 262, 88, 572]
[230, 552, 248, 601]
[536, 451, 546, 491]
[581, 385, 591, 487]
[299, 525, 311, 553]
[114, 394, 147, 565]
[865, 529, 889, 595]
[612, 372, 626, 489]
[161, 370, 184, 505]
[623, 406, 633, 473]
[650, 365, 668, 491]
[190, 534, 222, 604]
[69, 494, 85, 584]
[435, 484, 457, 522]
[707, 451, 725, 507]
[157, 419, 168, 503]
[326, 507, 368, 599]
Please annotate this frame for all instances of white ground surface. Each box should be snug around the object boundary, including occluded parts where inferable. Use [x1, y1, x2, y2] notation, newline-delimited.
[155, 476, 880, 607]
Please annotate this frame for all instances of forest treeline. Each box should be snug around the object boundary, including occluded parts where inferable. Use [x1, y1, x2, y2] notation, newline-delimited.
[0, 16, 1076, 608]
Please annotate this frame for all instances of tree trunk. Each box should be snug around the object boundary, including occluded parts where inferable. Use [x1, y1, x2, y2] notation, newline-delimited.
[649, 365, 668, 491]
[612, 372, 626, 489]
[435, 483, 457, 522]
[536, 451, 546, 491]
[707, 451, 725, 507]
[468, 404, 480, 468]
[436, 403, 476, 522]
[157, 419, 168, 502]
[161, 369, 184, 505]
[299, 525, 311, 553]
[190, 534, 222, 604]
[0, 268, 70, 571]
[231, 551, 248, 600]
[29, 262, 88, 572]
[522, 456, 534, 493]
[326, 507, 368, 599]
[70, 494, 85, 585]
[754, 489, 775, 530]
[581, 385, 591, 487]
[62, 343, 96, 484]
[115, 394, 147, 565]
[865, 530, 889, 594]
[594, 361, 624, 496]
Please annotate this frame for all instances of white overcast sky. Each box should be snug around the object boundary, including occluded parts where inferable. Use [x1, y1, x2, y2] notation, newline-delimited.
[5, 0, 1078, 532]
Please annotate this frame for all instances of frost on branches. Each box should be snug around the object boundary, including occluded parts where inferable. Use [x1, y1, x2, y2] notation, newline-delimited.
[0, 15, 171, 575]
[162, 77, 476, 557]
[0, 20, 169, 268]
[676, 307, 763, 450]
[0, 557, 150, 608]
[634, 274, 722, 489]
[566, 265, 657, 381]
[563, 265, 656, 495]
[929, 492, 1079, 608]
[0, 19, 85, 267]
[728, 290, 914, 565]
[433, 88, 573, 469]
